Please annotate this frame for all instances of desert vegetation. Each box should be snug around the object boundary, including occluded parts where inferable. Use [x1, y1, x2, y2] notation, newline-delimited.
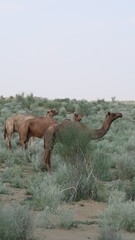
[0, 94, 135, 239]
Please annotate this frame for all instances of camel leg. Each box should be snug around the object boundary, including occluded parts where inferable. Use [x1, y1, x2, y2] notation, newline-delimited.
[44, 149, 51, 172]
[25, 139, 29, 150]
[19, 134, 25, 150]
[44, 129, 55, 172]
[24, 134, 31, 150]
[7, 134, 12, 150]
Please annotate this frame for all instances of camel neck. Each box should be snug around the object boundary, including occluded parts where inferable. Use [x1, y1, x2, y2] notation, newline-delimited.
[89, 118, 112, 139]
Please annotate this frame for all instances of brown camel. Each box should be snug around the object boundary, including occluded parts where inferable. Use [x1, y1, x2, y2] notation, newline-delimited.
[4, 114, 35, 149]
[19, 109, 58, 149]
[4, 109, 58, 149]
[43, 112, 122, 172]
[73, 112, 83, 122]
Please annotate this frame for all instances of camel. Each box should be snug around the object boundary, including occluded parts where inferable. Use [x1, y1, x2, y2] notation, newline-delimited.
[4, 109, 58, 149]
[73, 112, 83, 122]
[4, 114, 35, 149]
[19, 109, 58, 149]
[43, 112, 123, 172]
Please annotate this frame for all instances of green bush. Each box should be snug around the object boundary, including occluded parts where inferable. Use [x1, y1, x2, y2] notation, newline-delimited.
[2, 165, 26, 188]
[125, 177, 135, 200]
[0, 183, 12, 195]
[54, 125, 90, 162]
[28, 174, 64, 210]
[91, 149, 112, 181]
[37, 207, 76, 229]
[97, 226, 123, 240]
[0, 204, 34, 240]
[0, 148, 11, 164]
[59, 106, 67, 117]
[116, 153, 135, 180]
[101, 190, 135, 232]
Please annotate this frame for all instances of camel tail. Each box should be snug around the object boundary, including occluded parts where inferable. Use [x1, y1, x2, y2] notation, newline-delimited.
[4, 125, 7, 139]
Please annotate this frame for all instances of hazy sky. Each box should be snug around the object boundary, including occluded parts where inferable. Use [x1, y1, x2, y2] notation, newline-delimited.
[0, 0, 135, 101]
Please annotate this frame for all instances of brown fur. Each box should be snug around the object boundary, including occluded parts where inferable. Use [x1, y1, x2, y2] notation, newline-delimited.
[4, 109, 58, 149]
[19, 109, 58, 149]
[4, 114, 35, 149]
[44, 112, 122, 172]
[73, 112, 83, 122]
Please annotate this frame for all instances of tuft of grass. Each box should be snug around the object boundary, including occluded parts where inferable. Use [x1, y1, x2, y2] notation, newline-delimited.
[124, 177, 135, 200]
[2, 165, 26, 188]
[0, 203, 34, 240]
[2, 165, 22, 182]
[27, 174, 64, 210]
[36, 207, 76, 229]
[0, 148, 11, 164]
[116, 153, 135, 180]
[0, 182, 12, 195]
[100, 190, 135, 232]
[97, 226, 123, 240]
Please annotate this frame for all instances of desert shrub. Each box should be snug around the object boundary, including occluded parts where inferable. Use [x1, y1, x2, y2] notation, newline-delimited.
[54, 125, 90, 162]
[53, 162, 90, 201]
[4, 148, 29, 167]
[51, 157, 108, 202]
[15, 93, 25, 102]
[116, 153, 135, 180]
[1, 165, 25, 188]
[0, 183, 12, 195]
[28, 174, 64, 210]
[28, 156, 108, 208]
[31, 153, 45, 171]
[64, 101, 76, 113]
[2, 165, 22, 182]
[0, 148, 11, 164]
[101, 190, 135, 232]
[59, 106, 67, 117]
[126, 135, 135, 152]
[1, 107, 12, 119]
[97, 226, 123, 240]
[51, 126, 111, 201]
[28, 140, 45, 171]
[91, 181, 109, 202]
[0, 203, 34, 240]
[125, 177, 135, 200]
[24, 94, 35, 109]
[36, 207, 76, 229]
[12, 175, 26, 188]
[77, 100, 95, 116]
[4, 142, 44, 167]
[44, 99, 61, 110]
[91, 149, 112, 181]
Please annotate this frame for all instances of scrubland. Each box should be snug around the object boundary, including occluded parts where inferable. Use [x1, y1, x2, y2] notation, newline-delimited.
[0, 94, 135, 239]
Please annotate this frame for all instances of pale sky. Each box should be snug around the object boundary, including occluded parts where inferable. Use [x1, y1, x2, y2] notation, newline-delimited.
[0, 0, 135, 101]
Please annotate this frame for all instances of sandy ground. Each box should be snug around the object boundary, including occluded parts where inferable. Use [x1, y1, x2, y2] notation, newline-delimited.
[0, 186, 105, 240]
[0, 174, 135, 240]
[34, 200, 106, 240]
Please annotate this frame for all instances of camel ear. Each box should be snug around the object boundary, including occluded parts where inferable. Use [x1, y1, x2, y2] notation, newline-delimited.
[74, 112, 77, 116]
[108, 112, 111, 115]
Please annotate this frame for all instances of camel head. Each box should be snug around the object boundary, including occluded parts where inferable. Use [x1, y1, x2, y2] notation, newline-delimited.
[47, 109, 59, 118]
[105, 112, 123, 122]
[74, 112, 83, 122]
